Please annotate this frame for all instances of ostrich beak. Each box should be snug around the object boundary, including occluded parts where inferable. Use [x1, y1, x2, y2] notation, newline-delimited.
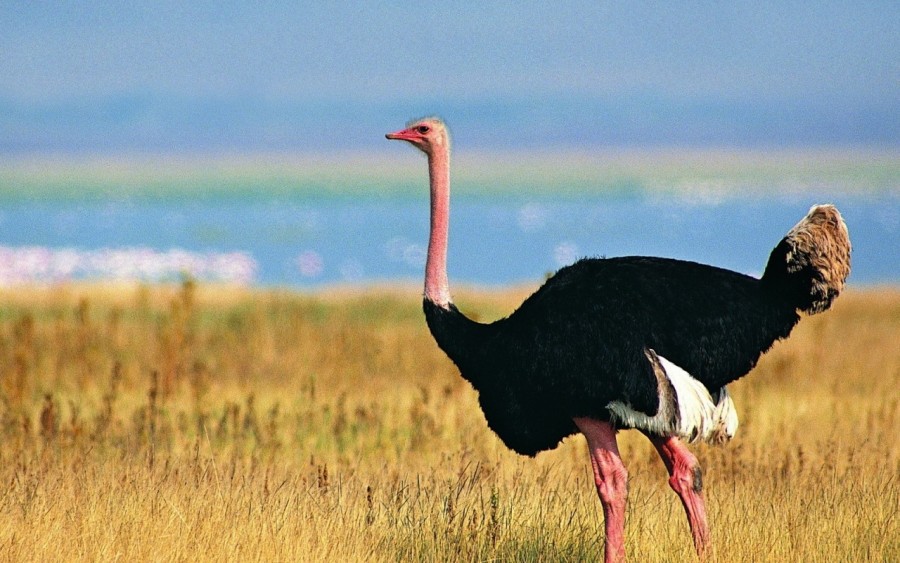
[385, 128, 415, 141]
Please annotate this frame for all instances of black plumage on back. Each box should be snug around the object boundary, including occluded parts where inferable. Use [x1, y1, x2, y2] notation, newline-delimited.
[425, 256, 802, 456]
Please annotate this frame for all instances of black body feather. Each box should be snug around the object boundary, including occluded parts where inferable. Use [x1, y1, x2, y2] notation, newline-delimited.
[424, 256, 801, 457]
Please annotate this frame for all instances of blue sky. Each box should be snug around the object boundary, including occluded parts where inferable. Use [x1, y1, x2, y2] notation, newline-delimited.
[1, 2, 897, 152]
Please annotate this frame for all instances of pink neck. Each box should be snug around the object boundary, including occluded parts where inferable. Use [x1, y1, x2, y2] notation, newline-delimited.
[425, 144, 452, 307]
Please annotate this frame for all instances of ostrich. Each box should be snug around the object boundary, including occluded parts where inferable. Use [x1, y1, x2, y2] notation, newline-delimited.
[386, 117, 851, 562]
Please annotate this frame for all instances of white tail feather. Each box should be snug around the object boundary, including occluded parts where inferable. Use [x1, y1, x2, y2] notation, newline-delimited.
[606, 353, 739, 445]
[709, 387, 739, 445]
[657, 356, 717, 442]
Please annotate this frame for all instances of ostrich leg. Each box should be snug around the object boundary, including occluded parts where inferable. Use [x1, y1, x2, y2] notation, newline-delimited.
[574, 417, 628, 563]
[648, 434, 710, 556]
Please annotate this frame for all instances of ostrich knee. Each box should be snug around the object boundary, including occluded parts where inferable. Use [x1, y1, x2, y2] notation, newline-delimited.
[669, 460, 703, 496]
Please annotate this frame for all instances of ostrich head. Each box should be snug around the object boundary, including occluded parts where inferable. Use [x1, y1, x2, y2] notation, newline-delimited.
[385, 117, 449, 155]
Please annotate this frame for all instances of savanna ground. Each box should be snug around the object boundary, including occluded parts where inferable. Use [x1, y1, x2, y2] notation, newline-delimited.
[0, 282, 897, 562]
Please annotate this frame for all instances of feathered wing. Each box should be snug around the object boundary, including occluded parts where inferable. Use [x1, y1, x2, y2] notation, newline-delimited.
[709, 386, 739, 444]
[607, 350, 740, 444]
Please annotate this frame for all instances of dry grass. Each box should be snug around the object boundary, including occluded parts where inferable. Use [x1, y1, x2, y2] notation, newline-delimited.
[0, 282, 897, 562]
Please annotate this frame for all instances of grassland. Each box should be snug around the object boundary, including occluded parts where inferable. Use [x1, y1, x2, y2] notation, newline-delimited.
[0, 282, 897, 562]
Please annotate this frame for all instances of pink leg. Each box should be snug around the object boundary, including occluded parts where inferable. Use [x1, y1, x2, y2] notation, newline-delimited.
[648, 434, 710, 557]
[574, 417, 628, 563]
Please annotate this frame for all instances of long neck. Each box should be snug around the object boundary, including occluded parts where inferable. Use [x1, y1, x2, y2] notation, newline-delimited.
[425, 143, 452, 307]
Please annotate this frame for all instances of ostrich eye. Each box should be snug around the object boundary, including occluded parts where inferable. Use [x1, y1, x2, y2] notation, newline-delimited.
[416, 125, 430, 134]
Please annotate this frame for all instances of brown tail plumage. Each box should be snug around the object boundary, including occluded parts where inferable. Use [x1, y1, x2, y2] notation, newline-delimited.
[761, 204, 852, 314]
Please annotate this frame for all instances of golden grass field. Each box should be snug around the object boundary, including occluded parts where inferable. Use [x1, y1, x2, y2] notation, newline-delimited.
[0, 282, 897, 562]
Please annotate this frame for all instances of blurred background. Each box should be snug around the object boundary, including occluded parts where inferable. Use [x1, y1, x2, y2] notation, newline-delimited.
[1, 2, 897, 287]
